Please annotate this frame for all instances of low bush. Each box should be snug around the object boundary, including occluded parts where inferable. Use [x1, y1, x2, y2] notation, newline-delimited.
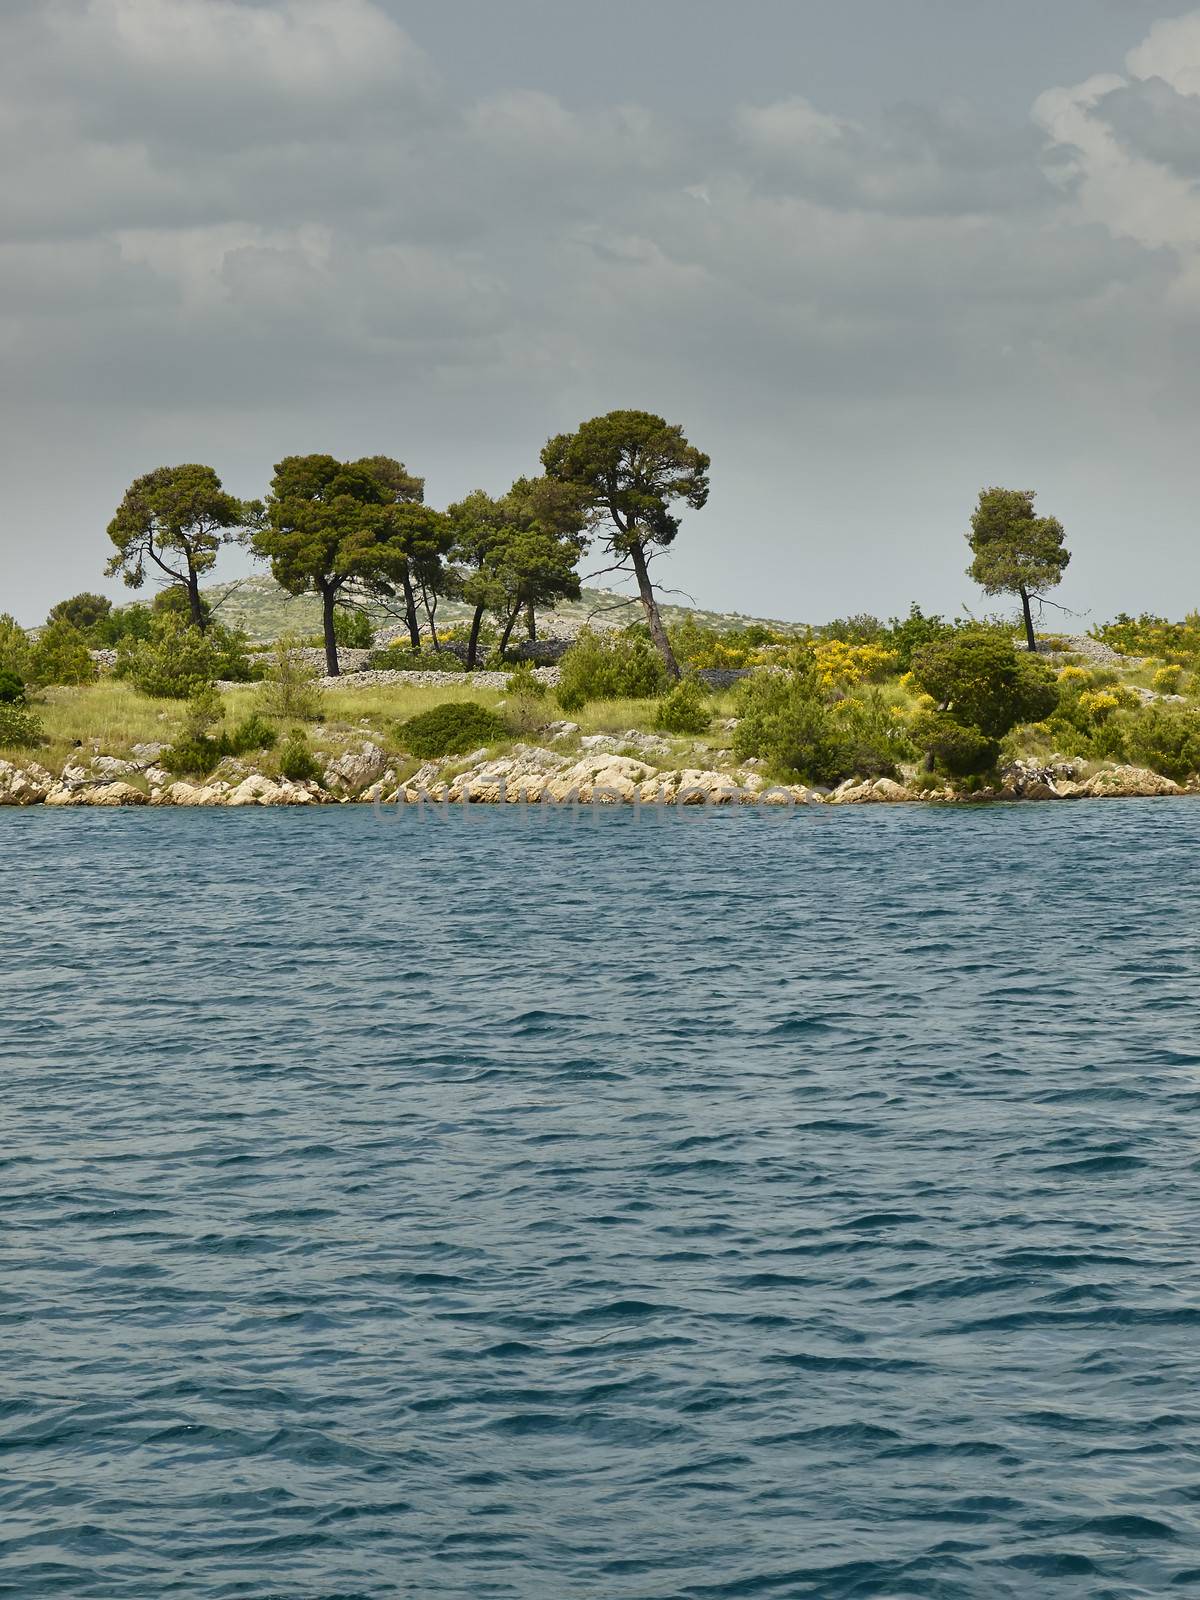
[115, 615, 256, 698]
[911, 711, 1000, 777]
[654, 679, 711, 734]
[0, 614, 31, 678]
[369, 644, 465, 672]
[505, 663, 548, 699]
[1153, 663, 1185, 694]
[255, 637, 324, 721]
[557, 628, 668, 712]
[0, 670, 26, 705]
[1124, 705, 1200, 782]
[398, 701, 508, 758]
[162, 713, 278, 776]
[28, 619, 94, 687]
[278, 728, 321, 783]
[733, 665, 905, 784]
[48, 593, 112, 634]
[0, 704, 45, 749]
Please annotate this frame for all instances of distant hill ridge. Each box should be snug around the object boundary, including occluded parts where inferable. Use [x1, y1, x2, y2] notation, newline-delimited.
[201, 575, 808, 644]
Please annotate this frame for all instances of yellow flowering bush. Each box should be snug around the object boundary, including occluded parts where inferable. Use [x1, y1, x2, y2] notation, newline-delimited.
[1078, 689, 1120, 723]
[810, 640, 898, 688]
[1057, 665, 1088, 686]
[1153, 664, 1184, 694]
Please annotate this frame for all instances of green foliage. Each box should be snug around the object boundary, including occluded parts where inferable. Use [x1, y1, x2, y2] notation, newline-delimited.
[541, 409, 709, 675]
[966, 487, 1069, 647]
[0, 670, 26, 705]
[182, 684, 224, 740]
[0, 614, 31, 678]
[1124, 705, 1200, 782]
[254, 636, 324, 721]
[116, 615, 222, 699]
[278, 728, 322, 783]
[556, 628, 669, 711]
[153, 585, 213, 625]
[48, 593, 112, 634]
[398, 701, 509, 758]
[369, 644, 465, 672]
[90, 603, 155, 647]
[654, 679, 711, 734]
[505, 663, 548, 700]
[1092, 612, 1200, 669]
[0, 704, 45, 749]
[733, 660, 906, 784]
[106, 464, 257, 628]
[882, 605, 957, 671]
[911, 711, 1000, 777]
[669, 615, 792, 669]
[333, 608, 374, 648]
[816, 613, 886, 645]
[164, 701, 278, 775]
[910, 631, 1059, 739]
[28, 619, 94, 687]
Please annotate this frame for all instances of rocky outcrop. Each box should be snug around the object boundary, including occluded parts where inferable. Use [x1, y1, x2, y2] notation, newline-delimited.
[0, 761, 56, 805]
[323, 741, 386, 794]
[1084, 766, 1183, 798]
[828, 777, 917, 804]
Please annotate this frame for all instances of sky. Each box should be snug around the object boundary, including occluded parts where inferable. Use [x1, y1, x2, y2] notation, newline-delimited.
[4, 0, 1200, 626]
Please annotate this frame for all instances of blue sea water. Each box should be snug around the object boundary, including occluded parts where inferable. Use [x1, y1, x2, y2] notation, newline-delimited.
[2, 800, 1199, 1599]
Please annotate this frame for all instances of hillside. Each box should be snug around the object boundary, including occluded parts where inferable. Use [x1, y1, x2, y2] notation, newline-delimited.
[202, 575, 808, 644]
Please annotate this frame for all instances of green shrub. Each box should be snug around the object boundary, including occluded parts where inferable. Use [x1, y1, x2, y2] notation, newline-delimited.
[557, 628, 668, 711]
[116, 616, 222, 699]
[278, 728, 321, 783]
[733, 668, 903, 784]
[163, 713, 279, 777]
[153, 586, 212, 626]
[505, 663, 548, 699]
[398, 701, 508, 758]
[48, 593, 112, 634]
[911, 711, 1000, 777]
[369, 644, 465, 672]
[255, 636, 324, 721]
[333, 609, 374, 649]
[0, 670, 26, 705]
[911, 631, 1058, 738]
[654, 679, 711, 734]
[0, 614, 31, 678]
[1124, 705, 1200, 782]
[90, 603, 154, 648]
[28, 619, 94, 686]
[0, 704, 44, 749]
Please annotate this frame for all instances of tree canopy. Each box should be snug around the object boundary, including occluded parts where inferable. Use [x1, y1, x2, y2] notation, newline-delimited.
[449, 476, 587, 665]
[253, 454, 392, 675]
[106, 465, 257, 633]
[48, 593, 111, 634]
[541, 409, 709, 678]
[967, 487, 1070, 652]
[911, 631, 1058, 737]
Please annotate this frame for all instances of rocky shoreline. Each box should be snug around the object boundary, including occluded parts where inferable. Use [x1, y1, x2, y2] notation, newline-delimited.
[1, 748, 1194, 809]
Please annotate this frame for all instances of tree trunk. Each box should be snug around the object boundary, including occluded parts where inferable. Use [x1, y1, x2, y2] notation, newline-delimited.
[629, 539, 680, 679]
[1019, 587, 1037, 653]
[466, 603, 486, 670]
[186, 565, 207, 633]
[321, 583, 340, 677]
[422, 586, 440, 651]
[525, 601, 537, 641]
[498, 604, 521, 657]
[400, 567, 421, 652]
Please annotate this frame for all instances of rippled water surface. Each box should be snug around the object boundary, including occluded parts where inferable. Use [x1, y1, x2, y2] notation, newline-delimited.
[3, 802, 1200, 1598]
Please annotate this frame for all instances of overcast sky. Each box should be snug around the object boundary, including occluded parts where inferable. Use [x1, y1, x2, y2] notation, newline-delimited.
[4, 0, 1200, 625]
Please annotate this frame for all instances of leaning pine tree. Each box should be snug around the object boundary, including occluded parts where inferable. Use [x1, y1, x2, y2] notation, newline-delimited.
[966, 486, 1070, 653]
[541, 410, 709, 680]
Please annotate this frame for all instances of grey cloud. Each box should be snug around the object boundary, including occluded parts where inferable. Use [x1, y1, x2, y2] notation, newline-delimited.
[2, 0, 1199, 626]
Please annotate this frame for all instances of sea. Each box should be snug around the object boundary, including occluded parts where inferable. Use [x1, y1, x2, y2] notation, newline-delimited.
[2, 800, 1199, 1597]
